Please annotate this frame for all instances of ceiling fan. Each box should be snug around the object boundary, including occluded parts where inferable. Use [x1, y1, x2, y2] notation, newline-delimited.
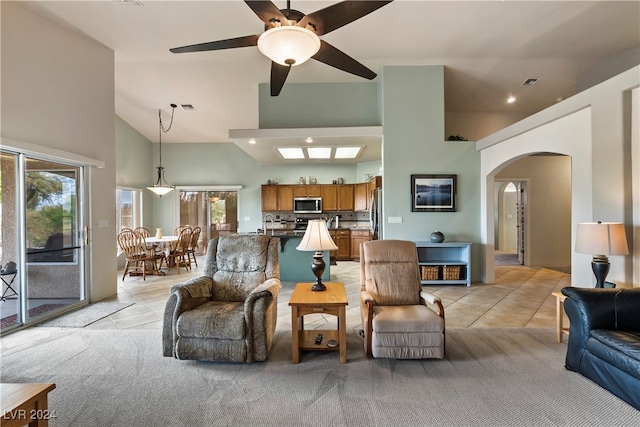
[170, 1, 393, 96]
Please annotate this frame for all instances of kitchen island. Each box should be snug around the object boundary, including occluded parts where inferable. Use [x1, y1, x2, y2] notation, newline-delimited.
[264, 232, 331, 283]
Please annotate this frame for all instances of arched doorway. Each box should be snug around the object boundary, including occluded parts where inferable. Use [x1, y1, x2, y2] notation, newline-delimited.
[494, 181, 526, 266]
[480, 112, 585, 287]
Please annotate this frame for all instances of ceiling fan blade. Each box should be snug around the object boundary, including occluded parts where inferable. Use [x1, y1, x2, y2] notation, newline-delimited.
[170, 35, 260, 53]
[270, 62, 291, 96]
[298, 1, 393, 36]
[312, 40, 377, 80]
[244, 1, 291, 26]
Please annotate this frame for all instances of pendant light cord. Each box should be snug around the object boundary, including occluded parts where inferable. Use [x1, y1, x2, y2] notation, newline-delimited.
[158, 104, 177, 167]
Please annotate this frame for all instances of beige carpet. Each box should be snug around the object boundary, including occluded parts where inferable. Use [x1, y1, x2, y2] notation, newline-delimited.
[1, 327, 638, 426]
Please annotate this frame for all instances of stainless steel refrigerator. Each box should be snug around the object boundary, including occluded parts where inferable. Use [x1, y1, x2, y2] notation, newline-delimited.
[369, 188, 382, 240]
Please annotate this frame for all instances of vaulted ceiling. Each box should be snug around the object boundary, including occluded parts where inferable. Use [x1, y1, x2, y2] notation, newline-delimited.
[21, 1, 640, 163]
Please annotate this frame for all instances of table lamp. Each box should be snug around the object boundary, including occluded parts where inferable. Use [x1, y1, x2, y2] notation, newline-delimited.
[296, 219, 338, 291]
[575, 221, 628, 288]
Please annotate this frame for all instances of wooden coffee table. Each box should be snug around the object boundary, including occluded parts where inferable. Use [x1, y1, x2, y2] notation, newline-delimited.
[1, 383, 56, 426]
[289, 282, 348, 364]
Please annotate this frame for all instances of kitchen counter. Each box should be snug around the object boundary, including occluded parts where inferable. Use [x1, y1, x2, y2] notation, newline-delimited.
[255, 232, 330, 283]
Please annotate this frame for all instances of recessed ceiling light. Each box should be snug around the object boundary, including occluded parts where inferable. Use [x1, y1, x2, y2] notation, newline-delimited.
[507, 96, 516, 103]
[277, 147, 305, 159]
[248, 138, 256, 144]
[335, 146, 362, 159]
[305, 137, 314, 143]
[307, 147, 331, 159]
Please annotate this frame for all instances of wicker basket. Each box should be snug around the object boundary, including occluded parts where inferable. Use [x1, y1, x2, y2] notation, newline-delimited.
[443, 265, 461, 280]
[421, 266, 439, 281]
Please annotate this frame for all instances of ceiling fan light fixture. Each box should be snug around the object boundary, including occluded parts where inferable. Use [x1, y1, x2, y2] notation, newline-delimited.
[257, 26, 320, 66]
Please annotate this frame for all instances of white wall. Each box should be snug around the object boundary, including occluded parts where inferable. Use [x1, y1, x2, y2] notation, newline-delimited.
[2, 2, 117, 301]
[479, 67, 640, 287]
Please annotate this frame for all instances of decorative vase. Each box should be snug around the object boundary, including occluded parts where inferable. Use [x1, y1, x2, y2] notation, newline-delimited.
[155, 228, 163, 239]
[430, 230, 445, 243]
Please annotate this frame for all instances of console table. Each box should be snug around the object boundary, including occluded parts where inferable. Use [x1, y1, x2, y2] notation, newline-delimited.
[415, 242, 471, 287]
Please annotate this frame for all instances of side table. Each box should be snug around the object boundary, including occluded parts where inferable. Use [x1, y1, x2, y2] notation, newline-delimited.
[289, 282, 348, 364]
[552, 291, 569, 343]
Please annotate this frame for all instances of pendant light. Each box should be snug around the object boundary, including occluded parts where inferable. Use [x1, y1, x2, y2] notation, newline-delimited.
[147, 104, 177, 196]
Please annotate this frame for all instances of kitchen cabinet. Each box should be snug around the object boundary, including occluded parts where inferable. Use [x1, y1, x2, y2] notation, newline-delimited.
[337, 185, 354, 211]
[354, 183, 369, 212]
[261, 185, 294, 211]
[293, 184, 321, 198]
[321, 185, 338, 211]
[330, 229, 351, 261]
[261, 185, 278, 211]
[322, 184, 353, 212]
[277, 186, 294, 211]
[351, 230, 371, 259]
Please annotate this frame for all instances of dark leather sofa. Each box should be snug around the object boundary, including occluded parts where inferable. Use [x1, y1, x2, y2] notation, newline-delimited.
[562, 287, 640, 410]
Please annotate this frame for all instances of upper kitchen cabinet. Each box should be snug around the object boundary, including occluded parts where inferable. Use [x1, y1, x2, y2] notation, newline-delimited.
[321, 185, 338, 211]
[293, 184, 321, 198]
[322, 184, 354, 212]
[261, 185, 278, 211]
[354, 183, 369, 211]
[261, 185, 294, 211]
[337, 185, 354, 211]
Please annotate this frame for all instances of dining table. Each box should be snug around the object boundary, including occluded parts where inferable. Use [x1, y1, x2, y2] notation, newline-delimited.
[143, 235, 180, 272]
[144, 235, 179, 257]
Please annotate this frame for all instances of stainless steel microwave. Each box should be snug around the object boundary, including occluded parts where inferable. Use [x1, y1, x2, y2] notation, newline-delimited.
[294, 197, 322, 214]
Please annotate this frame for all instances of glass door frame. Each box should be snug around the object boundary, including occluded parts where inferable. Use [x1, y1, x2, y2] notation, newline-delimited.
[1, 141, 97, 334]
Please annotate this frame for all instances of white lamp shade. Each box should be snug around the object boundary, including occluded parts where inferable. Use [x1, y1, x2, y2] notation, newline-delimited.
[575, 222, 628, 256]
[257, 26, 320, 66]
[297, 219, 338, 251]
[147, 185, 174, 196]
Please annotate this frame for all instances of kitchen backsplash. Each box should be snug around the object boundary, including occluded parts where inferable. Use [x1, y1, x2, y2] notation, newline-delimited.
[261, 211, 369, 229]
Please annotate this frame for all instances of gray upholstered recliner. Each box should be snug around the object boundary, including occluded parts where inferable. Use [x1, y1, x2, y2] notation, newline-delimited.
[163, 234, 281, 362]
[360, 239, 445, 359]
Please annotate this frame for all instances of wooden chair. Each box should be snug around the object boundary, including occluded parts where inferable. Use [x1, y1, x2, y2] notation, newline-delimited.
[117, 229, 164, 280]
[173, 225, 191, 236]
[166, 228, 192, 274]
[134, 227, 151, 237]
[360, 240, 445, 359]
[186, 226, 201, 267]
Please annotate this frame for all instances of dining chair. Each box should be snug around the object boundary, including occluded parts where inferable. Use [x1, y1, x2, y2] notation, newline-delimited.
[117, 229, 165, 280]
[173, 225, 191, 236]
[186, 226, 201, 267]
[166, 227, 192, 274]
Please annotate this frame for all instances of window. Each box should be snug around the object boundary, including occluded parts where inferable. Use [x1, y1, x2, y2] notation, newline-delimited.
[116, 188, 142, 232]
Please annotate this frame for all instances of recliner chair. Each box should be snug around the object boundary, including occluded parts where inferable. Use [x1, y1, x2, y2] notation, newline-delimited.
[360, 239, 445, 359]
[163, 234, 281, 363]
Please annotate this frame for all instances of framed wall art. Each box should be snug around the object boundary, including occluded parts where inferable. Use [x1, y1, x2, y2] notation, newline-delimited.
[411, 174, 457, 212]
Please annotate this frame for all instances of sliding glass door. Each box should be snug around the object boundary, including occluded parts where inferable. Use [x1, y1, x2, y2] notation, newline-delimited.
[1, 152, 87, 333]
[178, 190, 239, 252]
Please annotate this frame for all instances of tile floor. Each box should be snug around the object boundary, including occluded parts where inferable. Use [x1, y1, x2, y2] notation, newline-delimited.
[81, 256, 571, 333]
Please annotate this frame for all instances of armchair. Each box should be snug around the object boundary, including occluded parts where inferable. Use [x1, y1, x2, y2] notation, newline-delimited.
[360, 240, 445, 359]
[163, 234, 281, 363]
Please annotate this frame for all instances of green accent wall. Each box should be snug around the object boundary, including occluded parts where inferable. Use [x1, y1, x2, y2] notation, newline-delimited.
[380, 66, 481, 278]
[258, 82, 380, 128]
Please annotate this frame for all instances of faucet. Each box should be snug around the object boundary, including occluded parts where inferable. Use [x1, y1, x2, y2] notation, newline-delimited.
[263, 213, 275, 236]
